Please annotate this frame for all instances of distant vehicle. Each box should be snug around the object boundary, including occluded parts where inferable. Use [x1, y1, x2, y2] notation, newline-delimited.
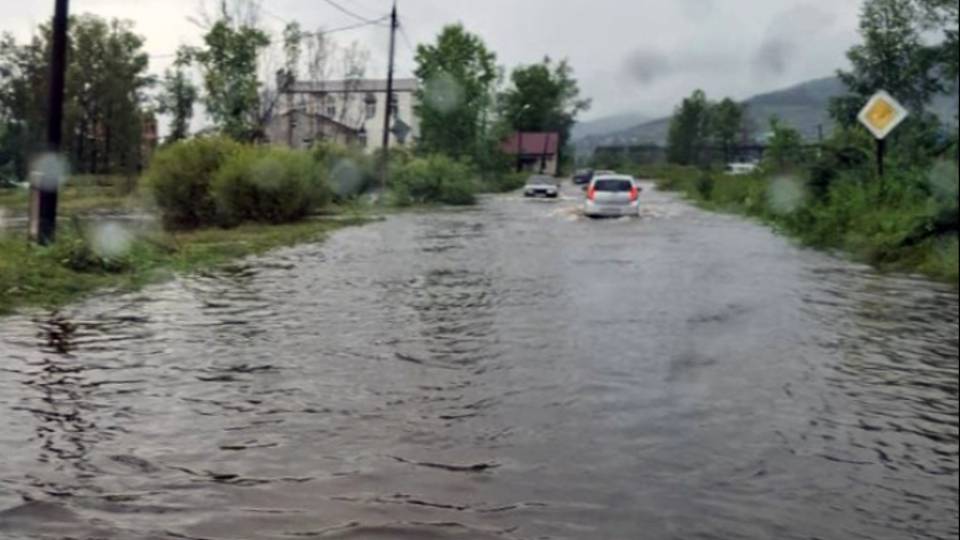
[524, 175, 560, 198]
[583, 174, 640, 217]
[574, 169, 616, 185]
[572, 169, 593, 185]
[725, 162, 758, 175]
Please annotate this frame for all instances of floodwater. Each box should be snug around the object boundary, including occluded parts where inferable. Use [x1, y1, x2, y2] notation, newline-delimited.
[1, 183, 957, 540]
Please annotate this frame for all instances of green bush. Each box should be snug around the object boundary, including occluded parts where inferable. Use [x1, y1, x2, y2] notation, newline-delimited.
[312, 141, 377, 200]
[481, 171, 527, 193]
[144, 137, 241, 229]
[212, 146, 332, 226]
[390, 154, 477, 206]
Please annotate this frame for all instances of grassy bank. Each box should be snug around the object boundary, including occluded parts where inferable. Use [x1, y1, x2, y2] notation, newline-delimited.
[636, 163, 959, 283]
[0, 215, 372, 316]
[0, 184, 134, 217]
[1, 138, 525, 316]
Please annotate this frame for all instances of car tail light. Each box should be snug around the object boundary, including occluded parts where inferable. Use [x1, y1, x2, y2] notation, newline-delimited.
[629, 185, 639, 201]
[587, 185, 596, 200]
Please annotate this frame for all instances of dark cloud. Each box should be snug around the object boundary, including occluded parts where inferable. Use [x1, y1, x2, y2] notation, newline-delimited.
[753, 37, 792, 76]
[624, 50, 672, 85]
[753, 3, 835, 77]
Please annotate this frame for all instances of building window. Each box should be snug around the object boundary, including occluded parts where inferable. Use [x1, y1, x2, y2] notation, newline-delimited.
[388, 93, 399, 116]
[364, 93, 377, 119]
[326, 104, 337, 118]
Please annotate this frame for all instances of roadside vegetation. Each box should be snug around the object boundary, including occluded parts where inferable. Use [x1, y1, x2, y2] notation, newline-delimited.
[0, 4, 588, 315]
[618, 0, 959, 283]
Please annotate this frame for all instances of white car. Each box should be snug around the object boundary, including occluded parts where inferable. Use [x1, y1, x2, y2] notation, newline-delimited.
[523, 175, 559, 198]
[725, 162, 758, 175]
[583, 174, 641, 217]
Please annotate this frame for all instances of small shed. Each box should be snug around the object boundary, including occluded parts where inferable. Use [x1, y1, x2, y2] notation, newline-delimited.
[502, 132, 560, 175]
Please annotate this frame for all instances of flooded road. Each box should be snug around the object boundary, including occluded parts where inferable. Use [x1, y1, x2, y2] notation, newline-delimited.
[1, 183, 957, 540]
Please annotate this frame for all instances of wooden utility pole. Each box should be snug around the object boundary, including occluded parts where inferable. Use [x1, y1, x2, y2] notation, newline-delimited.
[30, 0, 69, 245]
[379, 1, 398, 192]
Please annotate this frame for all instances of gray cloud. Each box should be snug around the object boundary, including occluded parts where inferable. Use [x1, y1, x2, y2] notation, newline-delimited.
[6, 0, 862, 122]
[753, 3, 836, 77]
[753, 37, 792, 76]
[624, 50, 672, 85]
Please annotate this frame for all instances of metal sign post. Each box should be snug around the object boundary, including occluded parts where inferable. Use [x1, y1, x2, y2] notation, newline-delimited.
[857, 90, 909, 179]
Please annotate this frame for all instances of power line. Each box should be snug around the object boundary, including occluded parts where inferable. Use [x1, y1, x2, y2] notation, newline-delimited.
[305, 16, 390, 36]
[147, 15, 389, 60]
[397, 17, 415, 53]
[320, 0, 382, 24]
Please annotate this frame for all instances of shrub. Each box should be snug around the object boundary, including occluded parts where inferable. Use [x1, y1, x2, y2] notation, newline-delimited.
[390, 154, 477, 206]
[212, 146, 332, 226]
[144, 137, 241, 229]
[52, 234, 132, 274]
[312, 141, 377, 200]
[481, 171, 527, 193]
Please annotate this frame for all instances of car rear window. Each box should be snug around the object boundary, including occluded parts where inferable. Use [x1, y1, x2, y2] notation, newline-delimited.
[594, 179, 633, 192]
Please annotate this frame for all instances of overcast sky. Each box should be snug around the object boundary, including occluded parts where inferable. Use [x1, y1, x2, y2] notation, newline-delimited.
[4, 0, 863, 122]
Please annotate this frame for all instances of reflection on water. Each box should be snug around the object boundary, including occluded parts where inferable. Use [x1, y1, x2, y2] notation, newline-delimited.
[0, 186, 957, 540]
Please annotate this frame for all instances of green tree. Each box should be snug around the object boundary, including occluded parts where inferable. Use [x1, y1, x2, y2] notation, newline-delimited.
[158, 48, 198, 144]
[0, 15, 152, 177]
[667, 89, 711, 166]
[831, 0, 943, 126]
[914, 0, 959, 83]
[498, 57, 591, 168]
[413, 24, 497, 159]
[764, 117, 806, 170]
[191, 7, 270, 141]
[709, 98, 745, 163]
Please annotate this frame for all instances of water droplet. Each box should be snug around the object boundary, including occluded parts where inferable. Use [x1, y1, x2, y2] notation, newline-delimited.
[767, 175, 805, 214]
[89, 222, 133, 259]
[423, 72, 464, 114]
[330, 158, 363, 197]
[29, 153, 69, 193]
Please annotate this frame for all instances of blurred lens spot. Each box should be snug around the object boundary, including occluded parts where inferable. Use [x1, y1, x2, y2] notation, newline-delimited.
[90, 222, 133, 259]
[767, 175, 805, 214]
[330, 158, 363, 197]
[928, 160, 959, 203]
[423, 72, 463, 114]
[30, 153, 69, 193]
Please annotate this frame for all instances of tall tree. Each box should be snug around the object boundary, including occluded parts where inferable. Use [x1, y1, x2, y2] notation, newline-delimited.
[0, 15, 152, 177]
[158, 48, 198, 143]
[191, 4, 270, 141]
[498, 57, 591, 168]
[764, 116, 806, 170]
[414, 24, 497, 158]
[709, 98, 746, 163]
[831, 0, 943, 125]
[667, 89, 711, 166]
[914, 0, 959, 83]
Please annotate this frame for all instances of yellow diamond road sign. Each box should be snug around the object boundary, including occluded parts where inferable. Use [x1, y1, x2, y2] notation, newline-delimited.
[858, 90, 909, 140]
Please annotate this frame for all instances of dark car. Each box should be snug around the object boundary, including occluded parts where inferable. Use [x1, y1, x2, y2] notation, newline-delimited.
[572, 169, 593, 185]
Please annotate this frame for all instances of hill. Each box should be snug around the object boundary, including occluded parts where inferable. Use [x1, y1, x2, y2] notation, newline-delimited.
[576, 76, 958, 154]
[571, 112, 650, 141]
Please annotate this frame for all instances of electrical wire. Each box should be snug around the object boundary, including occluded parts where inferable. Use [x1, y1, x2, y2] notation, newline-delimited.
[319, 0, 382, 25]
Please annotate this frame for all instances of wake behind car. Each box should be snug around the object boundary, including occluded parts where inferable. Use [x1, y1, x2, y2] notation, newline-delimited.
[583, 174, 641, 217]
[524, 175, 560, 198]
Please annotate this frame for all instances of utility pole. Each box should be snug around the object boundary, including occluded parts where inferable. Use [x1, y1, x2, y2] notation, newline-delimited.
[30, 0, 69, 245]
[379, 1, 398, 192]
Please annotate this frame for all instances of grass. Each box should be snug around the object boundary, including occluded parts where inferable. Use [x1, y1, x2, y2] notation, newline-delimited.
[639, 163, 959, 283]
[0, 183, 135, 216]
[0, 215, 374, 316]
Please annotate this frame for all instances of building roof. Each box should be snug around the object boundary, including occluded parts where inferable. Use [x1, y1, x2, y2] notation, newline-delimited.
[288, 78, 418, 93]
[502, 132, 560, 155]
[279, 108, 359, 133]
